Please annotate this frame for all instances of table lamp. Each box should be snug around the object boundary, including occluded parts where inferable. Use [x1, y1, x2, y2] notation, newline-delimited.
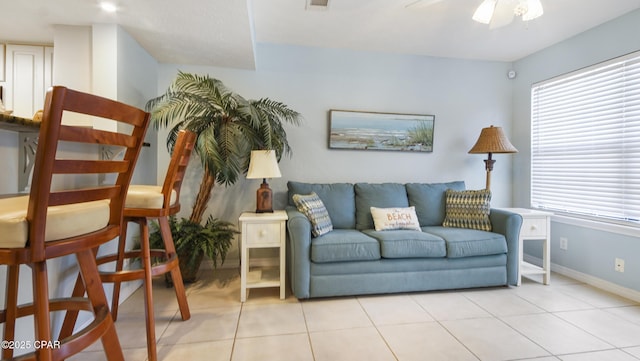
[468, 125, 518, 190]
[247, 150, 282, 213]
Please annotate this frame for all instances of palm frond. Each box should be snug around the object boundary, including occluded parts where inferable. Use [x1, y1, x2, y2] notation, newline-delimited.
[147, 72, 301, 222]
[196, 126, 220, 177]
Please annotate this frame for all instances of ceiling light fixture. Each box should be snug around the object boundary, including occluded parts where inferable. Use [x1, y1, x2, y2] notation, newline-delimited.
[473, 0, 543, 28]
[99, 1, 118, 13]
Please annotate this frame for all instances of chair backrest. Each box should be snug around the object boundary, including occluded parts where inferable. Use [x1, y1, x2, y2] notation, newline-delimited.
[160, 130, 197, 213]
[28, 86, 150, 261]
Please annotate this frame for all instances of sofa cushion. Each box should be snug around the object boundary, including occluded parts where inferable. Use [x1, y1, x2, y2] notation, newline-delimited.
[311, 229, 381, 263]
[406, 181, 465, 226]
[422, 226, 507, 258]
[355, 183, 409, 230]
[362, 229, 446, 258]
[292, 192, 333, 237]
[288, 182, 356, 229]
[442, 189, 492, 231]
[370, 206, 421, 231]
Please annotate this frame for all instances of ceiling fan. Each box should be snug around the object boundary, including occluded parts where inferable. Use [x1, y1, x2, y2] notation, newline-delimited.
[473, 0, 544, 28]
[404, 0, 444, 9]
[405, 0, 544, 29]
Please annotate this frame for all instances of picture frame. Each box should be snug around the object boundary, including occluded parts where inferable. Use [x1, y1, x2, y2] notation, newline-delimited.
[329, 109, 435, 152]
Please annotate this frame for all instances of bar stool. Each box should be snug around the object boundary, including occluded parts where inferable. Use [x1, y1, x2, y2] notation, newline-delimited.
[61, 130, 196, 361]
[0, 86, 150, 360]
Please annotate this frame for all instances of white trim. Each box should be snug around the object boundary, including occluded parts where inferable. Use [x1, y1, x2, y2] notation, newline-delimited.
[551, 214, 640, 238]
[524, 254, 640, 303]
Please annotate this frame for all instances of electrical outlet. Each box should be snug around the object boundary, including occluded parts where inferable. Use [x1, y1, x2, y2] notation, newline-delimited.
[615, 258, 625, 273]
[559, 237, 568, 250]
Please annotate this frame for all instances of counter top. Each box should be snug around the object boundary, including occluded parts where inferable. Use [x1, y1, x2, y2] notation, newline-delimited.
[0, 113, 40, 133]
[0, 112, 150, 147]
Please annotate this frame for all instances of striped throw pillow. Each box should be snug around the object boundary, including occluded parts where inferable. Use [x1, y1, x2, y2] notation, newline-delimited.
[442, 189, 492, 231]
[293, 192, 334, 237]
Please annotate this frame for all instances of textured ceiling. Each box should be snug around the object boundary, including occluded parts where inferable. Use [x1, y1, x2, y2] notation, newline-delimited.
[2, 0, 640, 69]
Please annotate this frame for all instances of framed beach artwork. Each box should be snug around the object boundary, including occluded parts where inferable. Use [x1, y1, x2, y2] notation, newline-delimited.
[329, 110, 435, 152]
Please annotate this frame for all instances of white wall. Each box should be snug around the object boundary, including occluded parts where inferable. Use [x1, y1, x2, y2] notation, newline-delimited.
[53, 25, 93, 126]
[92, 24, 119, 131]
[116, 26, 159, 186]
[513, 9, 640, 295]
[157, 43, 515, 262]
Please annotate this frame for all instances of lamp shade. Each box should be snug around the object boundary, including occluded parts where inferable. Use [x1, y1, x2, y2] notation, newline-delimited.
[468, 125, 518, 154]
[247, 150, 282, 179]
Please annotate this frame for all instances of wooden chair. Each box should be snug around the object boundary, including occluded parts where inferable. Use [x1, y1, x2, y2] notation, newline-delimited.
[61, 130, 196, 361]
[0, 86, 150, 360]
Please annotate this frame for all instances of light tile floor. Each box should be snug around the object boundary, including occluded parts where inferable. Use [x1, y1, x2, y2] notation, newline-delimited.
[71, 270, 640, 361]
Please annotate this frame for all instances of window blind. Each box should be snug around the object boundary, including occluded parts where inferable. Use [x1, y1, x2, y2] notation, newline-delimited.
[531, 51, 640, 223]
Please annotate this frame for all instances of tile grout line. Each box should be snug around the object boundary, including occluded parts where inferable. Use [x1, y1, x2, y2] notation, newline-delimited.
[228, 301, 244, 361]
[409, 293, 483, 361]
[299, 300, 318, 361]
[355, 296, 400, 361]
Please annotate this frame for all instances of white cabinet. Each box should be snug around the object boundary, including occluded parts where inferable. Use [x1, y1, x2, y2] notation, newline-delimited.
[3, 44, 53, 118]
[239, 211, 288, 302]
[499, 208, 553, 285]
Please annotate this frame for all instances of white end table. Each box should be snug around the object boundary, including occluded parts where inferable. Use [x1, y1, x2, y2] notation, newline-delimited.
[239, 210, 288, 302]
[498, 208, 553, 285]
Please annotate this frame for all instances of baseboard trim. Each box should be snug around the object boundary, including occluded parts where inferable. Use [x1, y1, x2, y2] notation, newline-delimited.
[524, 254, 640, 303]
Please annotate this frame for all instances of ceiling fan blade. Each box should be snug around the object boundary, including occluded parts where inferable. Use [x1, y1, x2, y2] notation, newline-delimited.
[405, 0, 444, 9]
[489, 0, 515, 29]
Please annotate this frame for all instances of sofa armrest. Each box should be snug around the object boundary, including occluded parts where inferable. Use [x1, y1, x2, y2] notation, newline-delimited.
[286, 206, 312, 299]
[490, 208, 523, 286]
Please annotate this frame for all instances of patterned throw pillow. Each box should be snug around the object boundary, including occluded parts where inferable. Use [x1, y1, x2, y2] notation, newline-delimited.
[292, 192, 334, 237]
[370, 206, 421, 231]
[442, 189, 492, 231]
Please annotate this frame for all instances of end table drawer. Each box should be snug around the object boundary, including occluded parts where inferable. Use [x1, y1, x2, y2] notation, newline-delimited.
[521, 218, 547, 238]
[246, 223, 281, 245]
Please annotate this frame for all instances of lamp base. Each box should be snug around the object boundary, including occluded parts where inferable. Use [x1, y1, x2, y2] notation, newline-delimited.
[255, 179, 274, 213]
[483, 153, 496, 190]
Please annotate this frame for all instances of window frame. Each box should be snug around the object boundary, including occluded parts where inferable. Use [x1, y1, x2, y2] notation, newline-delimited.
[530, 50, 640, 227]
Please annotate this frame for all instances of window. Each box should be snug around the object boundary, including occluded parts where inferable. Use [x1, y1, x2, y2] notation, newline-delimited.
[531, 51, 640, 223]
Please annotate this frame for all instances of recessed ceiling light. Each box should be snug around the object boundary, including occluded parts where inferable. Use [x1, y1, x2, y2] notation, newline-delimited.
[100, 1, 118, 13]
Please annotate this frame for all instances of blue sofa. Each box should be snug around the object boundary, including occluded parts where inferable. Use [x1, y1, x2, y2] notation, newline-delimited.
[286, 181, 523, 299]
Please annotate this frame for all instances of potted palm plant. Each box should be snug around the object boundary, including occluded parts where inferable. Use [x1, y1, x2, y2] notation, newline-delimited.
[146, 72, 301, 280]
[149, 215, 237, 283]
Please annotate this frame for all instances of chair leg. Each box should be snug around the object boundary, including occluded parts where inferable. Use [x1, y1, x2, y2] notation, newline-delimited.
[158, 216, 191, 321]
[138, 218, 158, 361]
[76, 248, 124, 361]
[59, 247, 99, 340]
[32, 261, 53, 361]
[110, 219, 130, 321]
[2, 265, 20, 360]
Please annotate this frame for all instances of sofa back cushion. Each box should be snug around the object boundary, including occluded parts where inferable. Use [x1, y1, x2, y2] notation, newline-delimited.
[406, 181, 465, 226]
[288, 181, 356, 229]
[355, 183, 409, 230]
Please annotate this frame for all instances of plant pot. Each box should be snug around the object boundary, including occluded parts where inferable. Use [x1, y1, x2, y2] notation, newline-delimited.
[165, 250, 204, 287]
